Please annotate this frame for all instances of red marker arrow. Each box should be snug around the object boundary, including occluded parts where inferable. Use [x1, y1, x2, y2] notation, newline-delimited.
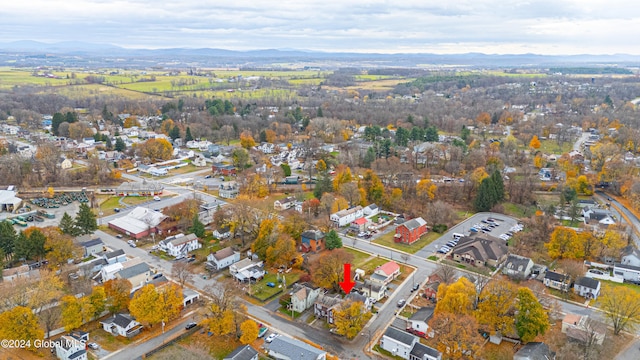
[339, 263, 355, 293]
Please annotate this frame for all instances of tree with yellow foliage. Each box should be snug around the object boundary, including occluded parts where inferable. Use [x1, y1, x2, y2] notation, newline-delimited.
[529, 135, 541, 150]
[316, 159, 327, 172]
[331, 195, 349, 213]
[240, 131, 256, 149]
[157, 283, 183, 324]
[129, 284, 163, 327]
[332, 300, 370, 339]
[545, 227, 584, 260]
[533, 154, 544, 168]
[332, 165, 352, 192]
[429, 312, 483, 359]
[239, 319, 259, 344]
[136, 138, 173, 162]
[310, 249, 354, 292]
[416, 179, 437, 201]
[252, 218, 280, 260]
[0, 306, 44, 352]
[435, 277, 476, 316]
[266, 236, 299, 269]
[61, 295, 84, 331]
[476, 281, 517, 335]
[516, 287, 549, 342]
[123, 116, 140, 128]
[104, 279, 132, 314]
[600, 284, 640, 335]
[207, 303, 235, 336]
[598, 230, 627, 260]
[476, 112, 491, 126]
[264, 129, 277, 143]
[41, 227, 81, 269]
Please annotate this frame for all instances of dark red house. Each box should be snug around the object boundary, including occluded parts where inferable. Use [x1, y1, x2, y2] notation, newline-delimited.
[394, 217, 427, 244]
[212, 163, 236, 176]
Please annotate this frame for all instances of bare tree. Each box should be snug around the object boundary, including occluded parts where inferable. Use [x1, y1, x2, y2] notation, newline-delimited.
[435, 263, 458, 284]
[172, 261, 195, 288]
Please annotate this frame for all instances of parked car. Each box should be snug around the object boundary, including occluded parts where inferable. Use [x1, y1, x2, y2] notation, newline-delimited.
[185, 322, 197, 330]
[87, 343, 99, 350]
[154, 196, 161, 201]
[113, 208, 120, 212]
[266, 282, 276, 288]
[128, 240, 137, 248]
[116, 234, 123, 239]
[411, 283, 420, 292]
[397, 299, 406, 307]
[265, 333, 279, 343]
[204, 175, 212, 179]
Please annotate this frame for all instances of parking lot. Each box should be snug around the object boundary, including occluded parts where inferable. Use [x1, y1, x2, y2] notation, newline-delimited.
[416, 212, 520, 258]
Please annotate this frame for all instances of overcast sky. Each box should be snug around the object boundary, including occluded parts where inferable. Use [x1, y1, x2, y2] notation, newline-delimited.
[4, 0, 640, 55]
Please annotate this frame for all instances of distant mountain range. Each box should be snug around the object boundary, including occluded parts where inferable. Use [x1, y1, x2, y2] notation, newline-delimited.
[2, 40, 640, 68]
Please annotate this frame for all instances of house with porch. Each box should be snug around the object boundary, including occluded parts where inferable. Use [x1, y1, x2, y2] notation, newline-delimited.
[274, 196, 297, 211]
[54, 335, 87, 360]
[573, 277, 601, 300]
[543, 271, 571, 291]
[100, 313, 142, 338]
[158, 233, 201, 258]
[356, 280, 387, 301]
[351, 217, 370, 233]
[314, 293, 343, 324]
[330, 206, 364, 227]
[80, 238, 104, 258]
[230, 258, 265, 283]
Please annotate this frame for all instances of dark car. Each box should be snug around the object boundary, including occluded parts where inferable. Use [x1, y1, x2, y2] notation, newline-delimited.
[411, 283, 420, 292]
[114, 208, 120, 212]
[397, 299, 406, 307]
[185, 322, 197, 330]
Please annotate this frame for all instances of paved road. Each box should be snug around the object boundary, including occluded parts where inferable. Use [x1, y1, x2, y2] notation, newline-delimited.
[573, 132, 590, 152]
[595, 191, 640, 245]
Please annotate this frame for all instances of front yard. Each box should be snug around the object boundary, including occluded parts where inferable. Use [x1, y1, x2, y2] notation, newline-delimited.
[373, 231, 440, 254]
[250, 272, 302, 302]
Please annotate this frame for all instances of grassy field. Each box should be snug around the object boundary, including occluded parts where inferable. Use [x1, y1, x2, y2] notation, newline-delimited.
[251, 271, 301, 302]
[38, 83, 158, 100]
[537, 139, 573, 154]
[373, 231, 440, 254]
[359, 257, 389, 274]
[344, 247, 373, 268]
[502, 202, 536, 218]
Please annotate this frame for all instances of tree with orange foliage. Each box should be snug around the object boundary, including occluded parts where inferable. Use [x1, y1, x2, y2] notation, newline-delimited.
[264, 129, 277, 143]
[136, 138, 173, 162]
[310, 248, 353, 292]
[476, 112, 491, 126]
[429, 312, 483, 359]
[529, 135, 541, 149]
[435, 277, 476, 316]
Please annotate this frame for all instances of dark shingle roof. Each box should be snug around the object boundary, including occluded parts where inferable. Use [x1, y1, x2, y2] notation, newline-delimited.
[224, 345, 258, 360]
[575, 276, 600, 290]
[80, 239, 103, 248]
[409, 307, 434, 322]
[402, 217, 427, 231]
[267, 336, 326, 360]
[101, 313, 136, 329]
[301, 230, 324, 240]
[105, 249, 125, 259]
[383, 327, 416, 346]
[410, 342, 441, 359]
[514, 342, 555, 360]
[544, 271, 569, 282]
[116, 262, 149, 280]
[212, 247, 235, 261]
[504, 254, 532, 272]
[68, 350, 87, 359]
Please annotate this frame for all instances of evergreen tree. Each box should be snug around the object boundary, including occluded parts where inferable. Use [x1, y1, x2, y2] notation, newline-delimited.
[425, 126, 439, 142]
[325, 230, 343, 250]
[259, 130, 267, 143]
[363, 147, 376, 168]
[169, 126, 181, 141]
[313, 173, 333, 199]
[0, 220, 17, 255]
[74, 203, 97, 235]
[316, 107, 323, 118]
[188, 215, 206, 238]
[105, 136, 113, 150]
[490, 170, 505, 202]
[395, 127, 409, 147]
[185, 127, 193, 142]
[461, 126, 471, 141]
[59, 212, 78, 236]
[474, 178, 495, 212]
[52, 112, 65, 136]
[114, 137, 126, 152]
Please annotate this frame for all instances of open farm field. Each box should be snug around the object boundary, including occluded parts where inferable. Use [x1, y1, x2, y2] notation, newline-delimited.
[347, 78, 416, 91]
[38, 83, 161, 100]
[0, 68, 71, 88]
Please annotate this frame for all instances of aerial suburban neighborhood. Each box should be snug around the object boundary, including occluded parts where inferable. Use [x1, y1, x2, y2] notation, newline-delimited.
[2, 43, 640, 360]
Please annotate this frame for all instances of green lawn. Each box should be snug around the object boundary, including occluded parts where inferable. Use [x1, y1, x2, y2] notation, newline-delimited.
[343, 247, 373, 268]
[250, 272, 301, 302]
[502, 202, 535, 218]
[538, 139, 573, 154]
[359, 257, 389, 274]
[373, 231, 440, 254]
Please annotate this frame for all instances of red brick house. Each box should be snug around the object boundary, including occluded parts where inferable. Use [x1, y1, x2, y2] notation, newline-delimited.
[212, 163, 236, 176]
[394, 217, 427, 244]
[301, 230, 325, 253]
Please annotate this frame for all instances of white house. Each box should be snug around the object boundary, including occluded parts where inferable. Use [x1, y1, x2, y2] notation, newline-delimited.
[363, 204, 379, 216]
[54, 335, 87, 360]
[213, 226, 232, 239]
[274, 196, 297, 211]
[573, 277, 601, 300]
[613, 263, 640, 283]
[267, 336, 326, 360]
[159, 233, 201, 258]
[290, 283, 321, 313]
[100, 313, 142, 338]
[371, 261, 401, 285]
[380, 327, 418, 359]
[408, 307, 435, 338]
[206, 247, 240, 271]
[502, 254, 534, 280]
[230, 258, 265, 283]
[621, 247, 640, 267]
[330, 206, 364, 227]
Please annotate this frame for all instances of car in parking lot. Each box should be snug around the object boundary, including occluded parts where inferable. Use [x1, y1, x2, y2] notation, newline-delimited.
[185, 322, 197, 330]
[116, 234, 123, 239]
[265, 333, 279, 343]
[397, 299, 406, 307]
[446, 241, 457, 247]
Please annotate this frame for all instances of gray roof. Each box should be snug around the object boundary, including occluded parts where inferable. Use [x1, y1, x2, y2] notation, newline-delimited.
[514, 342, 555, 360]
[224, 345, 258, 360]
[80, 239, 103, 248]
[69, 350, 87, 359]
[575, 276, 600, 290]
[116, 262, 149, 280]
[383, 327, 417, 346]
[301, 230, 324, 240]
[614, 262, 640, 272]
[410, 342, 441, 359]
[102, 313, 136, 329]
[544, 271, 569, 282]
[401, 217, 427, 231]
[267, 336, 326, 360]
[105, 249, 125, 259]
[212, 247, 235, 261]
[504, 254, 532, 272]
[409, 307, 434, 322]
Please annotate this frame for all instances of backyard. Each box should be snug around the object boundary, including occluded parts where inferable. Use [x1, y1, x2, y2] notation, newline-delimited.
[373, 231, 440, 254]
[250, 271, 302, 302]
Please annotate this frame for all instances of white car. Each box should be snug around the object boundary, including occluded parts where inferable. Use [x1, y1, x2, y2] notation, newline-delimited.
[265, 333, 279, 343]
[88, 343, 99, 350]
[153, 196, 161, 201]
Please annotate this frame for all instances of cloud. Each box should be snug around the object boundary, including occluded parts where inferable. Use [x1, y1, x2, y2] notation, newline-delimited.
[3, 0, 640, 54]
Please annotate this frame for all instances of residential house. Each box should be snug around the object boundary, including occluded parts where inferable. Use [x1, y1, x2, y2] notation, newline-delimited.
[330, 206, 364, 227]
[219, 184, 239, 199]
[301, 230, 325, 253]
[621, 246, 640, 267]
[214, 225, 232, 239]
[289, 283, 321, 313]
[371, 261, 401, 285]
[104, 249, 127, 265]
[502, 254, 534, 280]
[613, 263, 640, 282]
[230, 258, 265, 283]
[197, 201, 219, 225]
[356, 280, 387, 302]
[409, 343, 442, 360]
[266, 336, 326, 360]
[314, 293, 343, 324]
[115, 262, 151, 291]
[351, 217, 370, 233]
[423, 274, 441, 300]
[513, 342, 556, 360]
[54, 335, 87, 360]
[80, 238, 104, 258]
[2, 264, 40, 282]
[380, 327, 418, 359]
[573, 277, 601, 300]
[363, 203, 379, 216]
[212, 163, 236, 176]
[562, 314, 606, 345]
[582, 207, 616, 227]
[224, 345, 258, 360]
[345, 292, 374, 309]
[58, 158, 73, 170]
[394, 217, 428, 245]
[543, 271, 571, 291]
[408, 307, 435, 338]
[206, 247, 240, 271]
[159, 233, 201, 258]
[451, 235, 508, 268]
[100, 313, 142, 338]
[274, 196, 297, 211]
